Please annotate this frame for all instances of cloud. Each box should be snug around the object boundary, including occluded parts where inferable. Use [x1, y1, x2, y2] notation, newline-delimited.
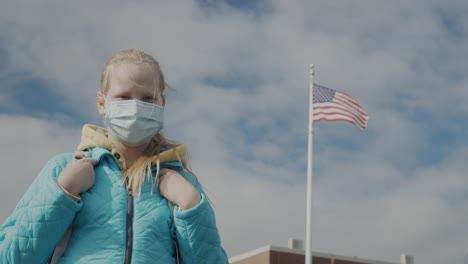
[1, 0, 467, 263]
[311, 147, 468, 263]
[0, 115, 80, 220]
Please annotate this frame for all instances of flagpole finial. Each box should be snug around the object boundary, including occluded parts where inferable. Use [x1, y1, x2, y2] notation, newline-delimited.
[309, 64, 314, 76]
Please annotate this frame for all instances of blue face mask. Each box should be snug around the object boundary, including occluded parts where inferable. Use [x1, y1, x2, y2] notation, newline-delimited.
[104, 100, 164, 146]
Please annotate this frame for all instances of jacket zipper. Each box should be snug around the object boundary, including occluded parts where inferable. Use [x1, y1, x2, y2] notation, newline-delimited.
[124, 181, 134, 264]
[123, 164, 181, 264]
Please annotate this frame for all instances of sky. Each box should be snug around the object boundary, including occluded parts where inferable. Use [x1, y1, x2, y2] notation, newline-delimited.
[1, 0, 467, 263]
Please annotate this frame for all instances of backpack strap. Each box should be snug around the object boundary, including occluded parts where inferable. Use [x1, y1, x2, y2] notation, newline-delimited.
[49, 225, 72, 264]
[50, 156, 183, 263]
[169, 200, 182, 264]
[49, 150, 92, 263]
[161, 164, 183, 264]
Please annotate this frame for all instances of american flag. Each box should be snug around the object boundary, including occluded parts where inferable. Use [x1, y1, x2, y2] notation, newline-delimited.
[313, 84, 369, 130]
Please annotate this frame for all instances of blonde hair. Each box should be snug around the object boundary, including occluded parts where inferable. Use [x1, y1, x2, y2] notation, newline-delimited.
[101, 49, 192, 197]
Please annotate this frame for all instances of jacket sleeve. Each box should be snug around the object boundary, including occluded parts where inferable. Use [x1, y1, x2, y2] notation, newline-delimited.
[0, 154, 82, 264]
[173, 171, 228, 264]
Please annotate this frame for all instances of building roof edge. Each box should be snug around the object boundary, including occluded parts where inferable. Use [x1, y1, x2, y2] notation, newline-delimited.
[229, 245, 399, 264]
[228, 245, 272, 263]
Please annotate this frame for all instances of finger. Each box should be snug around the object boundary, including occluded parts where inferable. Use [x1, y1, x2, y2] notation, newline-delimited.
[73, 151, 90, 161]
[81, 157, 98, 167]
[158, 169, 172, 184]
[72, 154, 83, 162]
[159, 168, 170, 174]
[160, 168, 177, 177]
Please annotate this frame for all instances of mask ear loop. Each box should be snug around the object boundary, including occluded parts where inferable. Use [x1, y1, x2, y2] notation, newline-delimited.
[147, 79, 161, 117]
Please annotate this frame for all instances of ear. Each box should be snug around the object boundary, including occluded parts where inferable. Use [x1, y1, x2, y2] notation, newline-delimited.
[96, 91, 106, 116]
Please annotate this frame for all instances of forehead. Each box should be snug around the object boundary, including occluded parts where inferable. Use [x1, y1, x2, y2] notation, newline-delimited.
[108, 63, 160, 93]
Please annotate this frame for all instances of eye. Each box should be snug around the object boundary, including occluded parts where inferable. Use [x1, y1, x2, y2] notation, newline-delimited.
[143, 96, 154, 102]
[118, 95, 130, 100]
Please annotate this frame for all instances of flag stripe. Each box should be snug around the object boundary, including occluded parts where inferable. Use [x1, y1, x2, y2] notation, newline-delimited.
[335, 91, 362, 109]
[313, 110, 367, 128]
[314, 116, 366, 130]
[313, 104, 368, 123]
[314, 102, 369, 122]
[313, 109, 367, 128]
[313, 116, 366, 130]
[333, 96, 368, 117]
[313, 84, 368, 130]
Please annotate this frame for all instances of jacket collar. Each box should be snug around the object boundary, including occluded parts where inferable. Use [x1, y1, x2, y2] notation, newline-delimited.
[77, 124, 188, 170]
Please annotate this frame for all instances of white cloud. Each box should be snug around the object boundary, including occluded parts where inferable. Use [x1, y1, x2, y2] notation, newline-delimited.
[0, 115, 80, 219]
[1, 0, 468, 263]
[310, 147, 468, 263]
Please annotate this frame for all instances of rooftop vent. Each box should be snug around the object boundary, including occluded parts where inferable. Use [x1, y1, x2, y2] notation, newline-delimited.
[288, 238, 304, 250]
[401, 254, 414, 264]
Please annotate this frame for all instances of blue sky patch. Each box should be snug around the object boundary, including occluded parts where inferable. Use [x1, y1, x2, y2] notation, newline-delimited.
[435, 7, 465, 41]
[196, 0, 273, 17]
[203, 71, 261, 93]
[0, 71, 87, 128]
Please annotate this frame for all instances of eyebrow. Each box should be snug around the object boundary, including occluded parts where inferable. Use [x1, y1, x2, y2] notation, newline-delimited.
[112, 91, 130, 96]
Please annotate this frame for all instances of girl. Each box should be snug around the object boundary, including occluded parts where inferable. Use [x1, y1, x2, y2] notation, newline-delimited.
[0, 49, 228, 263]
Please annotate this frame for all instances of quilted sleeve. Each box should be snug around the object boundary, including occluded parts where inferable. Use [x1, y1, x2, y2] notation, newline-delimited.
[0, 154, 82, 264]
[173, 171, 228, 264]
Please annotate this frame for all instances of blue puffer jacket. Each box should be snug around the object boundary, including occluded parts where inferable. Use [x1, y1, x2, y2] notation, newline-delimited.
[0, 125, 228, 264]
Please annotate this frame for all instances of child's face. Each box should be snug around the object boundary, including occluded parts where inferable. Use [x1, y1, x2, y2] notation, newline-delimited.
[97, 63, 165, 116]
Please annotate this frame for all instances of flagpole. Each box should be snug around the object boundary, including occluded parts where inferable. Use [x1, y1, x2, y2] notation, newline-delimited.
[305, 64, 314, 264]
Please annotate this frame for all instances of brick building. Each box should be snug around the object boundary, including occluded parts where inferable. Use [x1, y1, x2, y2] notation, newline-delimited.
[229, 239, 414, 264]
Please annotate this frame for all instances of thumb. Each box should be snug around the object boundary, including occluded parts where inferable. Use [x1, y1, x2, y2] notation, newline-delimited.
[81, 157, 98, 167]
